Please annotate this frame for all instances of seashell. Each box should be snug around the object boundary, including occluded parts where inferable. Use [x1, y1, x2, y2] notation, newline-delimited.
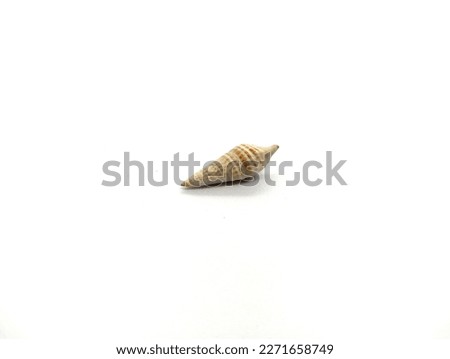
[181, 144, 279, 188]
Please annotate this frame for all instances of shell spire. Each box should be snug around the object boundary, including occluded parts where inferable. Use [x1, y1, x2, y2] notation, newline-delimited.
[181, 144, 279, 188]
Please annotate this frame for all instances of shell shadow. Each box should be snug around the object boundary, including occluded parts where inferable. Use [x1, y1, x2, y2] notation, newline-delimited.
[179, 175, 277, 197]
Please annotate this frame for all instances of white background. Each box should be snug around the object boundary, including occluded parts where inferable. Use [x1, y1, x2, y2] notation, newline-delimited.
[1, 0, 449, 352]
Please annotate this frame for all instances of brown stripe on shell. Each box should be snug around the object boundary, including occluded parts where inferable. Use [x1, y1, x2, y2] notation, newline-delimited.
[233, 145, 250, 164]
[242, 144, 260, 159]
[239, 145, 255, 161]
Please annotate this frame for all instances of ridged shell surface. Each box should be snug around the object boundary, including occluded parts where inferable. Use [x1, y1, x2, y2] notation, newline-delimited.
[181, 144, 279, 188]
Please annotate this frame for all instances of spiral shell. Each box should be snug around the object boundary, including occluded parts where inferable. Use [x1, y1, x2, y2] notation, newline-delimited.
[181, 144, 279, 188]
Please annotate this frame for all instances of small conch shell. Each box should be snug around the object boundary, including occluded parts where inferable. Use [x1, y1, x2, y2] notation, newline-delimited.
[181, 144, 279, 188]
